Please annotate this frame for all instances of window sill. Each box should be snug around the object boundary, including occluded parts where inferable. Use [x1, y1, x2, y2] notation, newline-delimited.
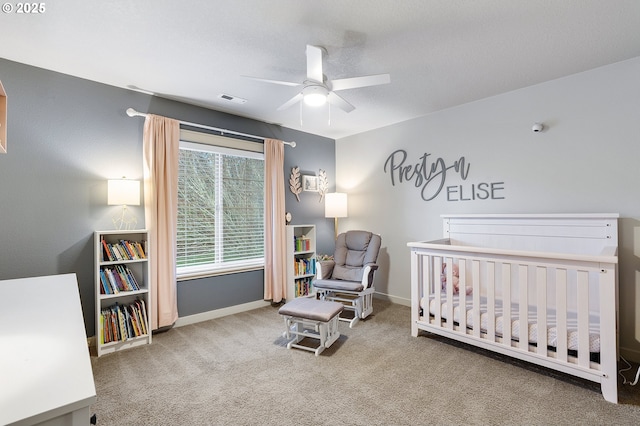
[177, 264, 264, 281]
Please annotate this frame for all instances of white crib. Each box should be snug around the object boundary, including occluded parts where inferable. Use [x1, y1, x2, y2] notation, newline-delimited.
[408, 214, 619, 403]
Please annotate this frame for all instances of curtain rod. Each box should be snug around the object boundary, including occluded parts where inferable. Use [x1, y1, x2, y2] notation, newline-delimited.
[125, 108, 296, 147]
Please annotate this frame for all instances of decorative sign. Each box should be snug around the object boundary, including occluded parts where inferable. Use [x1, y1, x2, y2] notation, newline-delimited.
[289, 167, 302, 202]
[383, 149, 505, 202]
[317, 169, 328, 202]
[289, 167, 330, 202]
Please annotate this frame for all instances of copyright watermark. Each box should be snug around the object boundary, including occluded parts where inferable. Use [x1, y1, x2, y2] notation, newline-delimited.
[2, 2, 46, 13]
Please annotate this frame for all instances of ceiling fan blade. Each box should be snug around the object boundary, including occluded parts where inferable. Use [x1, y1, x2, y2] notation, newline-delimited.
[327, 92, 355, 113]
[243, 76, 300, 87]
[331, 73, 390, 91]
[306, 45, 324, 83]
[277, 93, 304, 111]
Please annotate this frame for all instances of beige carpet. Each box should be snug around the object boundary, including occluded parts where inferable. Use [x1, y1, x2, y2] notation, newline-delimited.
[90, 300, 640, 425]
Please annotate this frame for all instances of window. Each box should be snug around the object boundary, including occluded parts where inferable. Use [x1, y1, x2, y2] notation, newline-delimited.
[177, 130, 264, 279]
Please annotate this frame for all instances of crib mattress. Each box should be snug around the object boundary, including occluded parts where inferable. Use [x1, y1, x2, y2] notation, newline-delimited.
[423, 296, 600, 353]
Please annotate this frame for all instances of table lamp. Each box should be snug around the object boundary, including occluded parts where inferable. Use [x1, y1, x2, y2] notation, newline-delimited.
[324, 192, 348, 240]
[108, 178, 140, 230]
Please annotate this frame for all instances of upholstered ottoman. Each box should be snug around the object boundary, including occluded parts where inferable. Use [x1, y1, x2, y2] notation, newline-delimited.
[278, 297, 344, 356]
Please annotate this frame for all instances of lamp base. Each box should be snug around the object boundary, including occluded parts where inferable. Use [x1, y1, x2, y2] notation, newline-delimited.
[112, 205, 138, 230]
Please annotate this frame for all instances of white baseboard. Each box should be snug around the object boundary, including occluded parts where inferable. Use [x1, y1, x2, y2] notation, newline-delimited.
[374, 291, 410, 307]
[174, 299, 272, 327]
[88, 301, 271, 347]
[620, 346, 640, 364]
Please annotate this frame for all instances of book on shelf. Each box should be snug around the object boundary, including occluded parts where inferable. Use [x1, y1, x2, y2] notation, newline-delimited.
[99, 264, 141, 294]
[102, 239, 113, 261]
[293, 236, 311, 252]
[101, 238, 147, 262]
[128, 304, 141, 336]
[137, 298, 148, 335]
[100, 298, 149, 344]
[295, 277, 313, 297]
[294, 258, 316, 276]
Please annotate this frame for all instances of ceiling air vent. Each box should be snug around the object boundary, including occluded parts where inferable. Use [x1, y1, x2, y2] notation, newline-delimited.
[217, 93, 247, 105]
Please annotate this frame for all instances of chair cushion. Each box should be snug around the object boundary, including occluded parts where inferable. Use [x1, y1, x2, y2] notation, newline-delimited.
[313, 278, 364, 292]
[330, 231, 381, 287]
[335, 231, 372, 267]
[331, 265, 364, 282]
[278, 297, 343, 322]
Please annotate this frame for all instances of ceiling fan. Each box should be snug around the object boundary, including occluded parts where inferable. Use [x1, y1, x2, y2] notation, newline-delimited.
[245, 45, 390, 113]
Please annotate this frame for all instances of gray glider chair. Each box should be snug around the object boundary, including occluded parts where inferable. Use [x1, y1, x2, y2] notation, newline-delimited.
[314, 230, 382, 328]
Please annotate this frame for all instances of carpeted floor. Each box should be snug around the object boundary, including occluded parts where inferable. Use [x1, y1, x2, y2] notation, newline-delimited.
[90, 300, 640, 425]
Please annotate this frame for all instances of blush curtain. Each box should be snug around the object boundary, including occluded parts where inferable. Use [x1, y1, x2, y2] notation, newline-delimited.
[143, 114, 180, 329]
[264, 139, 287, 303]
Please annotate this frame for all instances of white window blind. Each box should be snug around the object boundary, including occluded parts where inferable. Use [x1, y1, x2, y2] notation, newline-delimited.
[177, 132, 264, 278]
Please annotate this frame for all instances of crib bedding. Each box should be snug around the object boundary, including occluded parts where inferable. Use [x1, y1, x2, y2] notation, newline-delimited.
[422, 295, 601, 353]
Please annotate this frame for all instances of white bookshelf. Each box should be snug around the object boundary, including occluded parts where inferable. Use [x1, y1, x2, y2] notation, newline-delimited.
[95, 230, 151, 356]
[286, 224, 317, 300]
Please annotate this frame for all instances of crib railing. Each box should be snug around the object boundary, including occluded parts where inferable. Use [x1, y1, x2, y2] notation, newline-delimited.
[409, 240, 619, 403]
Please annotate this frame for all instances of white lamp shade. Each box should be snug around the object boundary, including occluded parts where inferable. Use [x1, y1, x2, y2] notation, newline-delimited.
[108, 179, 140, 206]
[325, 192, 348, 218]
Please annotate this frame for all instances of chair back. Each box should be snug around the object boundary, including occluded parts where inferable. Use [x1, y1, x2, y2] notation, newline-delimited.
[331, 230, 381, 284]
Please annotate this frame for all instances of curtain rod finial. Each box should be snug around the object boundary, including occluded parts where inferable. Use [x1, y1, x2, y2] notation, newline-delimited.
[126, 108, 138, 117]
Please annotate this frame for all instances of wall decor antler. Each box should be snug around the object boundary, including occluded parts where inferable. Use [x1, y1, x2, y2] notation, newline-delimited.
[317, 169, 328, 202]
[289, 166, 302, 202]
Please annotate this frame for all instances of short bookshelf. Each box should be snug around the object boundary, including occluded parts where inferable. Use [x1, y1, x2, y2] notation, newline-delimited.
[94, 230, 151, 356]
[286, 224, 317, 300]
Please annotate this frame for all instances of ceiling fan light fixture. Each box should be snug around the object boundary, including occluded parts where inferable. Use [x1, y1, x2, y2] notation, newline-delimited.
[247, 44, 389, 114]
[302, 85, 328, 107]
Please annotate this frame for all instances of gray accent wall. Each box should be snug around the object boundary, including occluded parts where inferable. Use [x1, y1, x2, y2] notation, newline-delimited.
[0, 58, 336, 334]
[336, 56, 640, 361]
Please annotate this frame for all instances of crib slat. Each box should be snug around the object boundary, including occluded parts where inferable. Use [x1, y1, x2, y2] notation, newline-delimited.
[459, 259, 467, 331]
[445, 257, 454, 330]
[472, 260, 481, 338]
[487, 261, 496, 342]
[556, 269, 568, 362]
[433, 256, 443, 325]
[536, 267, 547, 356]
[423, 254, 431, 315]
[421, 254, 429, 300]
[411, 251, 420, 337]
[577, 270, 590, 367]
[519, 265, 528, 351]
[502, 263, 512, 345]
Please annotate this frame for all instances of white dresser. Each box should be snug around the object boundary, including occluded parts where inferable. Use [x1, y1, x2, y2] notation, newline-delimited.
[0, 274, 97, 426]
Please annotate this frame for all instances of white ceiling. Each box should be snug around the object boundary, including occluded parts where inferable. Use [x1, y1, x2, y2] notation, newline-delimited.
[2, 1, 640, 140]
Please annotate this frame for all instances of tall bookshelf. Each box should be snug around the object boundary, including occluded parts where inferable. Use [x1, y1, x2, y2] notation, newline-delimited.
[95, 230, 151, 356]
[286, 224, 317, 300]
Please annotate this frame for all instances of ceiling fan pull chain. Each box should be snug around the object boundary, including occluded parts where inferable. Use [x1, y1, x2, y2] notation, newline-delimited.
[299, 100, 303, 127]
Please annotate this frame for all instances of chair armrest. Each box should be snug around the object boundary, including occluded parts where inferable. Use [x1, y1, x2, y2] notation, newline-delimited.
[361, 264, 379, 288]
[317, 260, 335, 279]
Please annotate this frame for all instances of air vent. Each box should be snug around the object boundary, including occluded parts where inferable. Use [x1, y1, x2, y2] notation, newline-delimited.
[217, 93, 247, 104]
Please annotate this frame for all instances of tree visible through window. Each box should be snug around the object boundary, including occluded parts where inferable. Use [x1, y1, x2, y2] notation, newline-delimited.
[177, 140, 264, 277]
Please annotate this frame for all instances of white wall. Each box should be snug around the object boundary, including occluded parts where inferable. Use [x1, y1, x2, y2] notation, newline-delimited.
[336, 56, 640, 361]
